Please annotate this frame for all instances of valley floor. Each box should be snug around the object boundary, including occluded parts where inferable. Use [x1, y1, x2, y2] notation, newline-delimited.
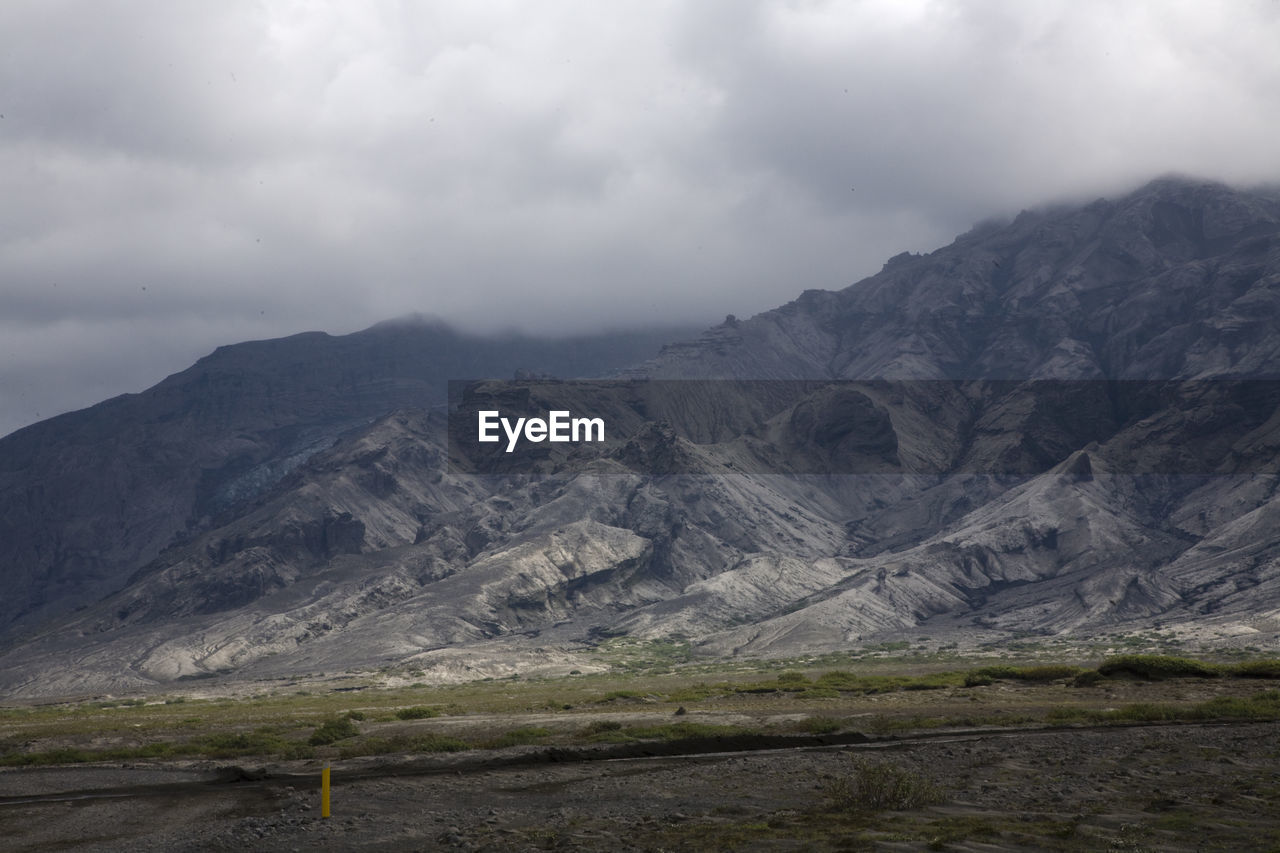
[2, 718, 1278, 851]
[5, 652, 1280, 851]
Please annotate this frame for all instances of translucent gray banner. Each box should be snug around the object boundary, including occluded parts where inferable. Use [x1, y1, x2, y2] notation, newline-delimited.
[446, 379, 1280, 476]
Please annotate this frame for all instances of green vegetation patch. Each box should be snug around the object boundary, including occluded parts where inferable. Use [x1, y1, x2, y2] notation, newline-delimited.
[964, 664, 1086, 686]
[591, 637, 693, 673]
[1228, 659, 1280, 678]
[338, 733, 470, 758]
[308, 715, 360, 745]
[812, 670, 962, 694]
[394, 705, 441, 720]
[1097, 655, 1221, 680]
[206, 730, 314, 760]
[794, 715, 844, 734]
[11, 651, 1280, 768]
[1, 725, 319, 766]
[1047, 689, 1280, 724]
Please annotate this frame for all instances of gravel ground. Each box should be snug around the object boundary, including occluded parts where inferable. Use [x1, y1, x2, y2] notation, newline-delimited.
[3, 720, 1279, 851]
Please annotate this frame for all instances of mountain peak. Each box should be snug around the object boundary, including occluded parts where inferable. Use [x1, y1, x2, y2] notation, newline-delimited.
[644, 179, 1280, 382]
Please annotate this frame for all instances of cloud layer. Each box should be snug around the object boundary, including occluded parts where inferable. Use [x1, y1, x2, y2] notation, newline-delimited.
[3, 0, 1279, 436]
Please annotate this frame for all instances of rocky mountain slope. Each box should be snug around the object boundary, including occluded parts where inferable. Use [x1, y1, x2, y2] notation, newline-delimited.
[644, 177, 1280, 382]
[5, 177, 1280, 697]
[0, 320, 695, 637]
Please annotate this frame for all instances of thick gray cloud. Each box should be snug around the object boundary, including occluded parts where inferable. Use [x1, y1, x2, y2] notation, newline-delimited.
[2, 0, 1279, 437]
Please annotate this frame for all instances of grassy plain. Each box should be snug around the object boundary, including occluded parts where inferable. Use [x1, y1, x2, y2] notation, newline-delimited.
[3, 641, 1280, 767]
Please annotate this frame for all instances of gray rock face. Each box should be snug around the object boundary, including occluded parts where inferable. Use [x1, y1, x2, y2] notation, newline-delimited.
[0, 320, 697, 636]
[6, 177, 1280, 696]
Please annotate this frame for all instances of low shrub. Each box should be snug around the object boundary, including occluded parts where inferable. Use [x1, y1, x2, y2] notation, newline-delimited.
[204, 729, 292, 757]
[1097, 655, 1220, 680]
[666, 685, 716, 703]
[1193, 690, 1280, 719]
[337, 733, 470, 758]
[824, 758, 945, 812]
[965, 665, 1084, 686]
[394, 706, 440, 720]
[308, 716, 359, 746]
[1096, 691, 1280, 723]
[814, 670, 861, 690]
[1, 747, 95, 766]
[1071, 670, 1104, 687]
[1230, 659, 1280, 679]
[596, 690, 643, 703]
[796, 715, 843, 734]
[1105, 702, 1182, 722]
[408, 733, 471, 753]
[813, 670, 959, 694]
[581, 719, 623, 734]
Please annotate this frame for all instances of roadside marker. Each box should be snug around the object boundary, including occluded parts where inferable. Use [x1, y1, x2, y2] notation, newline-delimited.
[321, 761, 331, 818]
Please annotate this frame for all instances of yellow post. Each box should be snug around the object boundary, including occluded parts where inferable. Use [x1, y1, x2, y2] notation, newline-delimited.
[321, 761, 331, 819]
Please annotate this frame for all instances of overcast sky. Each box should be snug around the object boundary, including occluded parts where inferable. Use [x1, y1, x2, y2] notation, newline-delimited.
[3, 0, 1280, 438]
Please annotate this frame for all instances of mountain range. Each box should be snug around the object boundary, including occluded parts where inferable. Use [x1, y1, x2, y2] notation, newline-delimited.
[4, 176, 1280, 698]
